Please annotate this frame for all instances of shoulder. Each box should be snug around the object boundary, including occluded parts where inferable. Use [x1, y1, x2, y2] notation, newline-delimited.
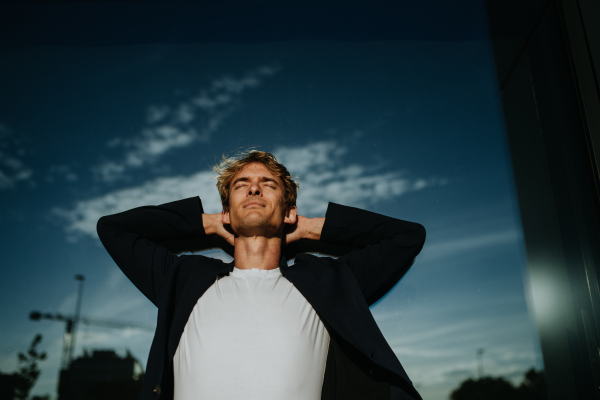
[292, 253, 346, 267]
[172, 253, 232, 272]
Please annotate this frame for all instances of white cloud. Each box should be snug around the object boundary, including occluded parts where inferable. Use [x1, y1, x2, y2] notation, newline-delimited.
[0, 123, 34, 190]
[53, 169, 220, 241]
[94, 65, 280, 183]
[275, 141, 446, 216]
[54, 140, 442, 241]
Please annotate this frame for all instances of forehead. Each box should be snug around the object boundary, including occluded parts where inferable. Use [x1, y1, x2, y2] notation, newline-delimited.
[231, 162, 279, 182]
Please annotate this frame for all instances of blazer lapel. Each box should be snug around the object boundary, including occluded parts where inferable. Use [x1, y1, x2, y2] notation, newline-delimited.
[281, 253, 413, 385]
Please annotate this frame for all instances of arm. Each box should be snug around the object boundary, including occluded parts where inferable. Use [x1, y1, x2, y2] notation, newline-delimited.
[284, 215, 325, 243]
[201, 213, 235, 247]
[286, 203, 425, 306]
[283, 215, 356, 259]
[96, 196, 231, 306]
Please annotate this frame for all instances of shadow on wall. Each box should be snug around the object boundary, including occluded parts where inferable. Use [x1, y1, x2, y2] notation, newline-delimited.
[449, 369, 547, 400]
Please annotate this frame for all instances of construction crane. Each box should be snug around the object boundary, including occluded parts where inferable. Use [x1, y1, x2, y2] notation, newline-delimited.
[29, 274, 154, 371]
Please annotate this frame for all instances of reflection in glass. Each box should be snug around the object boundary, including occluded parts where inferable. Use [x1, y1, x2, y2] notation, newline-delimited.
[0, 2, 546, 399]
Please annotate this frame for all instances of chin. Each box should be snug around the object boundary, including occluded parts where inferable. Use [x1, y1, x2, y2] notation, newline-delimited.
[235, 216, 278, 237]
[235, 213, 262, 226]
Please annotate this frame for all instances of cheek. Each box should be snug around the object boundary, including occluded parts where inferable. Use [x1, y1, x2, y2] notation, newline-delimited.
[230, 190, 243, 204]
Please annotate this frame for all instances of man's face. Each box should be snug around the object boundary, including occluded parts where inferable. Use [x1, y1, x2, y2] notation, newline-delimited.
[222, 162, 296, 238]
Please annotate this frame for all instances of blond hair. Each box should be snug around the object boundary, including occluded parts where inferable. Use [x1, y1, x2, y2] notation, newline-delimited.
[214, 150, 299, 212]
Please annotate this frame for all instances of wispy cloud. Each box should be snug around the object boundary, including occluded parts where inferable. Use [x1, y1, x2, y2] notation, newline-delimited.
[53, 169, 220, 242]
[371, 289, 541, 398]
[53, 140, 443, 241]
[0, 123, 34, 190]
[275, 141, 446, 216]
[45, 165, 79, 183]
[419, 229, 522, 263]
[380, 306, 540, 398]
[93, 65, 280, 183]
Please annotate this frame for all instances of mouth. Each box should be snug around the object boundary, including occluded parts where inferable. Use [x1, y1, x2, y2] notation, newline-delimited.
[243, 201, 266, 208]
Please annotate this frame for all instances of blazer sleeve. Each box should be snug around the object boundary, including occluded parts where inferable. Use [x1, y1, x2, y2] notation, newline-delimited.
[319, 202, 426, 306]
[96, 196, 228, 306]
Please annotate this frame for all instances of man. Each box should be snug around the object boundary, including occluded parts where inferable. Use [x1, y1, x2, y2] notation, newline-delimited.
[97, 150, 426, 400]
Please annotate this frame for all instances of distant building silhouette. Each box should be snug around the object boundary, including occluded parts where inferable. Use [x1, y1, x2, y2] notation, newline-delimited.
[58, 349, 144, 400]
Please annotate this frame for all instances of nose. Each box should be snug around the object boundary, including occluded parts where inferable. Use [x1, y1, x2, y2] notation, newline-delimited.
[248, 179, 261, 196]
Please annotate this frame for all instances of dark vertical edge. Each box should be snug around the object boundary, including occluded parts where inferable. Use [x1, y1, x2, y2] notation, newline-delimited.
[485, 0, 600, 398]
[556, 0, 600, 238]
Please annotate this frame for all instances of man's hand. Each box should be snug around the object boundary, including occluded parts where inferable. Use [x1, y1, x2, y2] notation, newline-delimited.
[284, 215, 325, 245]
[203, 213, 323, 247]
[202, 213, 235, 246]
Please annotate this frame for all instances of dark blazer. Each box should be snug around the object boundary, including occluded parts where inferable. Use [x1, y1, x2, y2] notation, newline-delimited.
[96, 197, 426, 400]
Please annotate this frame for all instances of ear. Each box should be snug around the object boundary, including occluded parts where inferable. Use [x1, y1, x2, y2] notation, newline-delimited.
[284, 205, 297, 225]
[221, 209, 230, 225]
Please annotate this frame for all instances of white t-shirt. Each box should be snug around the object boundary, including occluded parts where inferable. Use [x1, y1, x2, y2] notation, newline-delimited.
[173, 266, 331, 400]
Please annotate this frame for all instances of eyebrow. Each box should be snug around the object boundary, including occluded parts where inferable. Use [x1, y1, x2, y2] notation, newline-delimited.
[231, 176, 280, 186]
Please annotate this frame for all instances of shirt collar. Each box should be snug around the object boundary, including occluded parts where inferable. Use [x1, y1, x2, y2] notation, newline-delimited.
[220, 254, 289, 274]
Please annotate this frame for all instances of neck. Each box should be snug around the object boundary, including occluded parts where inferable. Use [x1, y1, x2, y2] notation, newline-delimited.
[233, 235, 282, 270]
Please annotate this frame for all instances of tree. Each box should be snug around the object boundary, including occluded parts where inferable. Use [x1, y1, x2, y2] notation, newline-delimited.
[449, 369, 547, 400]
[450, 376, 518, 400]
[0, 334, 49, 400]
[517, 368, 547, 400]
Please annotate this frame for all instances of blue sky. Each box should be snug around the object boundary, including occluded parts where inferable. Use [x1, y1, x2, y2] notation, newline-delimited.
[0, 32, 542, 400]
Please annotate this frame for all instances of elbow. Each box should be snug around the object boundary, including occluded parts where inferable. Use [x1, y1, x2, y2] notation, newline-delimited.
[414, 223, 426, 247]
[96, 216, 109, 240]
[413, 223, 426, 257]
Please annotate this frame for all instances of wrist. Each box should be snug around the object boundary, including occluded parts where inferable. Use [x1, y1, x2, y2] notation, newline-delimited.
[302, 217, 324, 241]
[202, 213, 219, 235]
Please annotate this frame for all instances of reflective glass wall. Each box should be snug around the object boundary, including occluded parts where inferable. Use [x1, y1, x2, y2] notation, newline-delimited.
[0, 1, 555, 399]
[488, 0, 600, 397]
